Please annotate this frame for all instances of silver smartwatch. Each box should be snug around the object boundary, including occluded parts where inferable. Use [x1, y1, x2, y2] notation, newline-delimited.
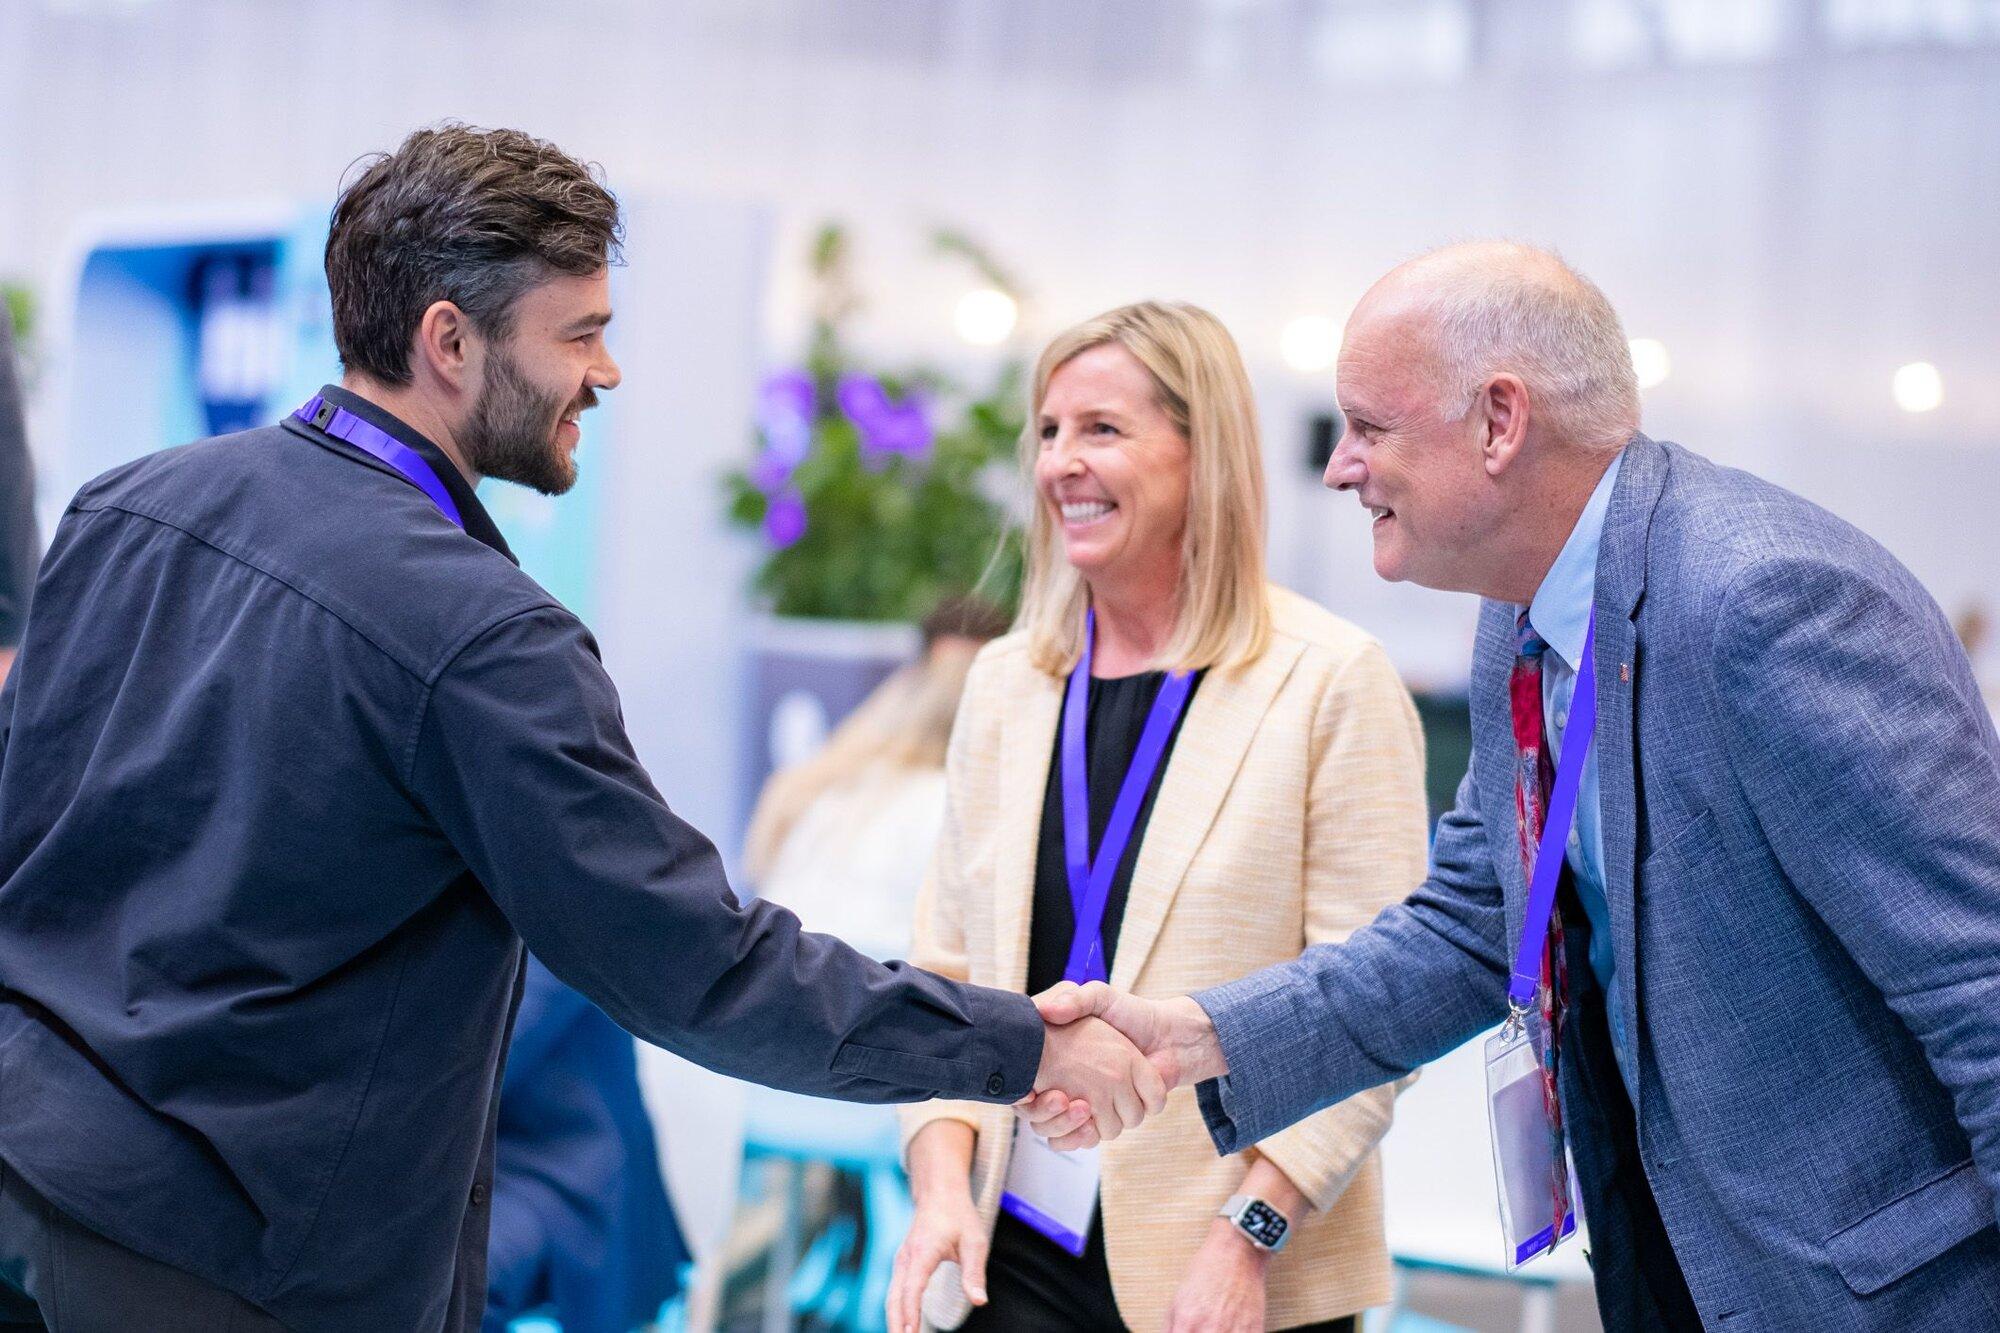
[1219, 1194, 1291, 1253]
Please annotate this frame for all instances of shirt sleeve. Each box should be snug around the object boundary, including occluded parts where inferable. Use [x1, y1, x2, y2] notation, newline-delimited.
[408, 605, 1044, 1105]
[1194, 756, 1512, 1154]
[0, 311, 38, 648]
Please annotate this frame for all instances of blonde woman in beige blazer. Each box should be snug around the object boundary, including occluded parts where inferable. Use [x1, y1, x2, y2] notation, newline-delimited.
[889, 302, 1429, 1333]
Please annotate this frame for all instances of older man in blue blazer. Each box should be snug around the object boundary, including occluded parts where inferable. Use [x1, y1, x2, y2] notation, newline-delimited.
[1028, 242, 2000, 1328]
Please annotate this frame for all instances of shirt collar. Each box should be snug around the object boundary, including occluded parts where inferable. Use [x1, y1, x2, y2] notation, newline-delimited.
[298, 385, 516, 564]
[1526, 447, 1625, 671]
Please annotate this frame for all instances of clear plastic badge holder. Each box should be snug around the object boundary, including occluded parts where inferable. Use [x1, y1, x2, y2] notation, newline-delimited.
[1485, 1002, 1578, 1269]
[1485, 610, 1596, 1270]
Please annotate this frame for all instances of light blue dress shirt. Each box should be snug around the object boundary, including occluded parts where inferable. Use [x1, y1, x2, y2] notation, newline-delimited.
[1525, 448, 1631, 1091]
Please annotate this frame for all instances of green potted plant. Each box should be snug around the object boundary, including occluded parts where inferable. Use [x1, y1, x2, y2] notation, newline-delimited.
[724, 223, 1028, 789]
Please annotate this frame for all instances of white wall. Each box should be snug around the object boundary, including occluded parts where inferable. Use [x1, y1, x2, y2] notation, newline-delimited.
[3, 0, 1996, 688]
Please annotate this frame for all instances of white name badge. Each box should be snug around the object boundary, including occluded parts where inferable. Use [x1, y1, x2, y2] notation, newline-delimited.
[999, 1118, 1100, 1257]
[1485, 1010, 1579, 1269]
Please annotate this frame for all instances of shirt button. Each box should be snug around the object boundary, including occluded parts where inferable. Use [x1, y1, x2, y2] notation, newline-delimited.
[470, 1182, 488, 1208]
[1555, 708, 1569, 729]
[985, 1072, 1005, 1096]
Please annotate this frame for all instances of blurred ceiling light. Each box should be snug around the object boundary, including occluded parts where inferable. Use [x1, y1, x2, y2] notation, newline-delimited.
[1628, 337, 1671, 391]
[954, 288, 1018, 346]
[1280, 315, 1341, 374]
[1892, 361, 1943, 414]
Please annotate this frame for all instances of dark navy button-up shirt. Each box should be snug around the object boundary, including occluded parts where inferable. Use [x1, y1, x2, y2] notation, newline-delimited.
[0, 386, 1042, 1331]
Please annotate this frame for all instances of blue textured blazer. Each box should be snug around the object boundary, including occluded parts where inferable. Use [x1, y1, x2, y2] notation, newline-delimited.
[1194, 434, 2000, 1328]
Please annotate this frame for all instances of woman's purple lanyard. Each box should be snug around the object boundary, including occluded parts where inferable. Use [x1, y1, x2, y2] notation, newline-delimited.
[292, 396, 466, 531]
[1506, 611, 1598, 1016]
[1060, 610, 1195, 984]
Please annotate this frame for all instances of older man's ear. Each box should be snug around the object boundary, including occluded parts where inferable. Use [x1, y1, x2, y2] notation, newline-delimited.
[1477, 372, 1534, 478]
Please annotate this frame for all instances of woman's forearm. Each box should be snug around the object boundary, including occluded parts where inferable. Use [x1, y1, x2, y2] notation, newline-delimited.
[906, 1119, 978, 1205]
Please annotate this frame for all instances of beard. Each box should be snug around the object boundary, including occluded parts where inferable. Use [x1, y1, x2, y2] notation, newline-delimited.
[462, 343, 592, 497]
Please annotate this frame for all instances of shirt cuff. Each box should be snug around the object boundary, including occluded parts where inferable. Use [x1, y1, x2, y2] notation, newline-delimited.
[959, 985, 1044, 1103]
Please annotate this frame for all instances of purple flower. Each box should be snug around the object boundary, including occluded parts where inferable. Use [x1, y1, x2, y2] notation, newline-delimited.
[837, 373, 933, 464]
[750, 447, 795, 493]
[758, 370, 816, 467]
[763, 490, 808, 549]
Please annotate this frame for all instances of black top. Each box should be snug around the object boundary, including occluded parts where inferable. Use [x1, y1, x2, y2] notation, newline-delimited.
[987, 668, 1203, 1328]
[0, 309, 36, 648]
[0, 386, 1042, 1331]
[1024, 669, 1205, 995]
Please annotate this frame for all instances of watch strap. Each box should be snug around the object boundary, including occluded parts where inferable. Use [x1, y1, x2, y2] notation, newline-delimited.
[1219, 1193, 1290, 1252]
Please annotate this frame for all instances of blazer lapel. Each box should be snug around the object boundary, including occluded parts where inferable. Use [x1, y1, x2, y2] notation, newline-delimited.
[1470, 601, 1528, 945]
[1592, 434, 1669, 1122]
[1109, 636, 1305, 990]
[994, 665, 1062, 994]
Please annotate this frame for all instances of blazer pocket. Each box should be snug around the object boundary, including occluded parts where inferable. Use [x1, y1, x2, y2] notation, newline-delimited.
[1822, 1159, 1995, 1295]
[1638, 806, 1719, 871]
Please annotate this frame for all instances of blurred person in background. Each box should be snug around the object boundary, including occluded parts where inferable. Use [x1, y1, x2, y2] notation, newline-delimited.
[721, 596, 1010, 1323]
[746, 595, 1014, 960]
[889, 302, 1429, 1333]
[484, 954, 688, 1333]
[0, 305, 34, 684]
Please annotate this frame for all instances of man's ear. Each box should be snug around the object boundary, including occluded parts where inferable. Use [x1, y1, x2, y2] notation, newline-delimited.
[411, 300, 475, 393]
[1479, 373, 1531, 478]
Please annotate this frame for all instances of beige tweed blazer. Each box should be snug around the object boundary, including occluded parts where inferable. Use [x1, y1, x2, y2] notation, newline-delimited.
[900, 585, 1431, 1332]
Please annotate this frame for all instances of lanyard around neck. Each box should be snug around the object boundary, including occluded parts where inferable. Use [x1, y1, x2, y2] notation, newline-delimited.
[292, 396, 465, 531]
[1059, 609, 1195, 984]
[1506, 610, 1599, 1012]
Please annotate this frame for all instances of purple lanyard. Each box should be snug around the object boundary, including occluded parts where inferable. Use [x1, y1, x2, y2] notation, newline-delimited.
[1059, 609, 1195, 984]
[292, 396, 466, 531]
[1506, 611, 1598, 1011]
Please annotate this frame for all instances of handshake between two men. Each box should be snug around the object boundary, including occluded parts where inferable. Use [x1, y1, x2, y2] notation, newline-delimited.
[1022, 981, 1227, 1149]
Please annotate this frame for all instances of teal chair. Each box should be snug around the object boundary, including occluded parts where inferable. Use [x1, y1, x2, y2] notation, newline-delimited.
[1369, 1252, 1575, 1333]
[740, 1086, 911, 1332]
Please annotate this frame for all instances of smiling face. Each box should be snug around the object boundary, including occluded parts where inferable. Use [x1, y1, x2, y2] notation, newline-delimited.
[462, 268, 621, 496]
[1323, 298, 1502, 592]
[1032, 342, 1193, 596]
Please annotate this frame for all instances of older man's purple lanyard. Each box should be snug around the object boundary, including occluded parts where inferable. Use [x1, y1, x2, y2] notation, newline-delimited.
[999, 609, 1194, 1255]
[292, 396, 466, 531]
[1501, 611, 1597, 1261]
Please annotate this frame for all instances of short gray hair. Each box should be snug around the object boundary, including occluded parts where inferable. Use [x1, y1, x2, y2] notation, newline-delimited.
[1413, 243, 1639, 451]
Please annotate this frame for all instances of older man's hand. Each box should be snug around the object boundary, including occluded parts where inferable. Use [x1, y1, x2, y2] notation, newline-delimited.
[1019, 982, 1230, 1151]
[1029, 1009, 1168, 1145]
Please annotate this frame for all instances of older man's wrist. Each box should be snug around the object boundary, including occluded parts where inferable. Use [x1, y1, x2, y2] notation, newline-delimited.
[1169, 995, 1229, 1085]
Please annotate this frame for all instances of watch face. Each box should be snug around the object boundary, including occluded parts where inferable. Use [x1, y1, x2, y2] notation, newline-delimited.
[1240, 1200, 1287, 1247]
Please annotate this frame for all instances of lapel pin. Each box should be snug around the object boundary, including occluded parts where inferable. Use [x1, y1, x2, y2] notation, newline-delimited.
[1620, 662, 1631, 683]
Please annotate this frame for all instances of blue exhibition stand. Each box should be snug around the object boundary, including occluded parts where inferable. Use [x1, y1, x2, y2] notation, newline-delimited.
[52, 202, 602, 618]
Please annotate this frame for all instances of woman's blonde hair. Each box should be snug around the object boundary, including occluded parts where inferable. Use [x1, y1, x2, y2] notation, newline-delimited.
[1016, 301, 1270, 676]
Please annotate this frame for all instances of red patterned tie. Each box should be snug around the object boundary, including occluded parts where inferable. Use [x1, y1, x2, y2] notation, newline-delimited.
[1509, 608, 1572, 1232]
